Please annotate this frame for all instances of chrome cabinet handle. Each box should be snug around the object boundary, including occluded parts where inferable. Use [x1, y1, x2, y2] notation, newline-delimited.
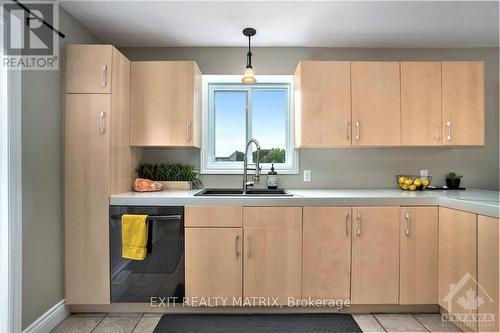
[405, 212, 411, 236]
[99, 112, 106, 134]
[235, 235, 240, 258]
[345, 212, 350, 235]
[246, 235, 251, 258]
[346, 121, 351, 140]
[186, 121, 192, 142]
[356, 213, 361, 236]
[446, 121, 451, 141]
[355, 121, 360, 141]
[101, 65, 107, 87]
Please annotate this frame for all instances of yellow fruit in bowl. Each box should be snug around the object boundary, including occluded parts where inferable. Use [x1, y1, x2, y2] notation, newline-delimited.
[422, 179, 430, 187]
[398, 176, 406, 184]
[404, 178, 413, 186]
[413, 178, 422, 186]
[409, 185, 417, 191]
[401, 184, 408, 190]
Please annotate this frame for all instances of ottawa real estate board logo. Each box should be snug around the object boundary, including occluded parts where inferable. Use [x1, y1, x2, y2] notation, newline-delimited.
[2, 0, 60, 70]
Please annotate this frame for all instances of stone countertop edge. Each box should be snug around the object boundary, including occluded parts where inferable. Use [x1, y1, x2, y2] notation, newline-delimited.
[110, 189, 500, 219]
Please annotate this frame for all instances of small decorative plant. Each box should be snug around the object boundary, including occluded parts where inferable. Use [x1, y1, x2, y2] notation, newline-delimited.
[137, 163, 203, 189]
[446, 172, 463, 180]
[445, 172, 463, 189]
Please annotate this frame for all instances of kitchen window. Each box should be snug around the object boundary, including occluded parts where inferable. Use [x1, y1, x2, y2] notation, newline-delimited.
[201, 75, 297, 174]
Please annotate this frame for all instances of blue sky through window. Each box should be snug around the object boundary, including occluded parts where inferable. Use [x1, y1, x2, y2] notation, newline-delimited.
[213, 87, 288, 163]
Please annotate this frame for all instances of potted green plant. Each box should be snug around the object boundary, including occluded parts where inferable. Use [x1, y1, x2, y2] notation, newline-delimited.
[137, 163, 202, 190]
[445, 172, 463, 189]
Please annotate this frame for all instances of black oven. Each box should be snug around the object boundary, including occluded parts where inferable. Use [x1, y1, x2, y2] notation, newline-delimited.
[109, 206, 184, 303]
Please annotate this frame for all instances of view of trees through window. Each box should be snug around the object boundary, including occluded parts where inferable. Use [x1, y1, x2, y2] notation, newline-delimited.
[213, 87, 288, 165]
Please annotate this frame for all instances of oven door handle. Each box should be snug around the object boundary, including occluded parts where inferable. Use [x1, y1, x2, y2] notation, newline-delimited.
[110, 214, 182, 221]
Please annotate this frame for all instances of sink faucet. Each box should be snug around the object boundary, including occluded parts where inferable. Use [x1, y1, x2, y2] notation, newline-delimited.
[243, 138, 261, 189]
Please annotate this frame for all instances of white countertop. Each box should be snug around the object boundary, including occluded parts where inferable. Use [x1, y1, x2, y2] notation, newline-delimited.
[110, 188, 500, 218]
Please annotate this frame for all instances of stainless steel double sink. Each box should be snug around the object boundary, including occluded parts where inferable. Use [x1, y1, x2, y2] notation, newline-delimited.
[194, 188, 292, 196]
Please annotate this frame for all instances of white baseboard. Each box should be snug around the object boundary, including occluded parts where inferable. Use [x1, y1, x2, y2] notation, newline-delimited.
[23, 299, 69, 333]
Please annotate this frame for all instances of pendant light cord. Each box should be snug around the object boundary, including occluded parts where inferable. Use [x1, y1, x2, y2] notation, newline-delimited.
[246, 35, 252, 68]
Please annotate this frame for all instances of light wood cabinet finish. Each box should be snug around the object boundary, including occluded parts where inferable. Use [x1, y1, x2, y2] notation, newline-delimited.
[294, 61, 352, 147]
[185, 228, 243, 303]
[351, 206, 400, 304]
[65, 45, 113, 94]
[442, 62, 485, 146]
[399, 207, 438, 304]
[478, 215, 499, 332]
[130, 61, 201, 147]
[401, 62, 442, 146]
[110, 48, 139, 194]
[64, 46, 137, 305]
[302, 207, 351, 300]
[185, 206, 242, 227]
[438, 207, 477, 331]
[351, 62, 401, 146]
[64, 94, 111, 304]
[243, 207, 302, 304]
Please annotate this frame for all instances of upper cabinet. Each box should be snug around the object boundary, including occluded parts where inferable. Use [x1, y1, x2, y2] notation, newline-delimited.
[295, 61, 352, 147]
[351, 62, 401, 146]
[401, 62, 442, 146]
[130, 61, 201, 147]
[65, 45, 113, 94]
[294, 60, 484, 148]
[442, 61, 485, 146]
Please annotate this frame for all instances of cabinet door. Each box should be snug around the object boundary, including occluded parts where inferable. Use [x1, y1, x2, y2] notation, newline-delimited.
[130, 61, 201, 147]
[351, 62, 401, 146]
[399, 207, 438, 304]
[442, 62, 484, 145]
[351, 207, 399, 304]
[65, 94, 111, 304]
[185, 228, 243, 304]
[302, 207, 351, 300]
[65, 45, 113, 94]
[401, 62, 442, 146]
[478, 215, 499, 332]
[438, 207, 477, 331]
[295, 61, 352, 147]
[243, 207, 302, 305]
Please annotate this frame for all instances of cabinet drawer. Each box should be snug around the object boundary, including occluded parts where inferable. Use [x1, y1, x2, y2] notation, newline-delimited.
[185, 206, 242, 227]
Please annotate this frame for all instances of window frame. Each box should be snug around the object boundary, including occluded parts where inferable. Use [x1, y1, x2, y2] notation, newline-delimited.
[201, 75, 298, 174]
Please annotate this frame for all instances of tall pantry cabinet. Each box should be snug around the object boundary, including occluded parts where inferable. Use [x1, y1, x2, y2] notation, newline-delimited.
[64, 45, 139, 304]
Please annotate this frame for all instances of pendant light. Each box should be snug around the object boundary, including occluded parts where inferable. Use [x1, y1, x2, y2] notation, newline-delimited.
[241, 27, 257, 84]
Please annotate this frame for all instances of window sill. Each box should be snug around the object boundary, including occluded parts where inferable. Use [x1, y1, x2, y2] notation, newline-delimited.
[201, 168, 299, 175]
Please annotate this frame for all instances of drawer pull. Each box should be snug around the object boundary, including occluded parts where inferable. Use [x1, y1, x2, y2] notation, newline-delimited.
[235, 235, 240, 258]
[405, 212, 411, 236]
[246, 235, 251, 258]
[356, 213, 361, 236]
[101, 65, 107, 87]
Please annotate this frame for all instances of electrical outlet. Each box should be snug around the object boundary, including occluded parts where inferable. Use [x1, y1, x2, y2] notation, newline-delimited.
[304, 170, 312, 182]
[420, 169, 429, 177]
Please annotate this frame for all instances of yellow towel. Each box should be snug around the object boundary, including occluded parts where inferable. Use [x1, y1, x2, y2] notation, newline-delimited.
[121, 214, 148, 260]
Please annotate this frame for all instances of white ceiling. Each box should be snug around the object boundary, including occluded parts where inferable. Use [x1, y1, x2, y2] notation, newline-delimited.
[60, 1, 499, 48]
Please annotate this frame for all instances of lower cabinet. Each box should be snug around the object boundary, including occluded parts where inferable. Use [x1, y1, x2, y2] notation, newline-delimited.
[185, 206, 302, 306]
[302, 207, 351, 300]
[243, 207, 302, 305]
[351, 207, 400, 304]
[399, 207, 438, 304]
[438, 207, 477, 331]
[478, 215, 499, 332]
[185, 228, 243, 303]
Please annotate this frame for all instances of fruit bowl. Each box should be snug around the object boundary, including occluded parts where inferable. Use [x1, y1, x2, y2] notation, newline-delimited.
[396, 175, 432, 191]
